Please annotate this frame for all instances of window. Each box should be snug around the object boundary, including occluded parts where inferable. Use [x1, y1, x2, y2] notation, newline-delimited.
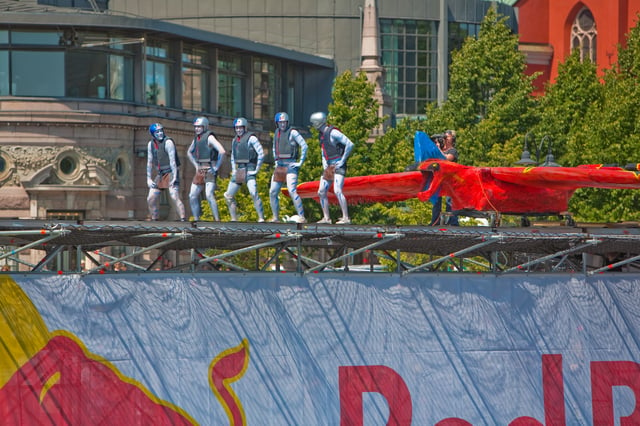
[0, 151, 12, 185]
[252, 58, 280, 122]
[145, 41, 172, 106]
[63, 35, 134, 100]
[0, 51, 8, 96]
[218, 52, 244, 117]
[0, 31, 7, 96]
[56, 152, 81, 182]
[114, 154, 130, 184]
[571, 7, 597, 63]
[381, 19, 437, 116]
[286, 63, 297, 125]
[182, 46, 208, 111]
[109, 54, 133, 101]
[1, 30, 135, 99]
[66, 50, 108, 98]
[12, 30, 59, 45]
[8, 31, 64, 97]
[12, 50, 65, 96]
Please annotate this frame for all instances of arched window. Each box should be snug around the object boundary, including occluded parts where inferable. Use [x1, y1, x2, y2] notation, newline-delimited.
[571, 7, 597, 63]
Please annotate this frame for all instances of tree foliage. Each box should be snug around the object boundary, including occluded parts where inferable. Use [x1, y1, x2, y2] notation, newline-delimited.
[426, 7, 539, 166]
[527, 49, 601, 163]
[561, 17, 640, 222]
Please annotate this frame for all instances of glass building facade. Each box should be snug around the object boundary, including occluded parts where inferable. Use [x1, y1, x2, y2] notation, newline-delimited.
[0, 24, 332, 129]
[1, 0, 515, 123]
[380, 19, 439, 116]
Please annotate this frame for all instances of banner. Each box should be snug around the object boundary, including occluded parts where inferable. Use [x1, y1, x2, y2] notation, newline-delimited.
[1, 273, 639, 425]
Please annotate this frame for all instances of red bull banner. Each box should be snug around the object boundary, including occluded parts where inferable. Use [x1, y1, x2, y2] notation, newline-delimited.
[1, 273, 639, 424]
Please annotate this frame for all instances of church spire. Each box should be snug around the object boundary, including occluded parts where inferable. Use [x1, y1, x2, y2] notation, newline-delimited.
[359, 0, 391, 141]
[360, 0, 382, 72]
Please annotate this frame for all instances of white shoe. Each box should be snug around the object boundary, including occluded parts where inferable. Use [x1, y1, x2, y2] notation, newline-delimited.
[285, 215, 306, 224]
[258, 218, 265, 223]
[317, 217, 332, 224]
[336, 217, 351, 225]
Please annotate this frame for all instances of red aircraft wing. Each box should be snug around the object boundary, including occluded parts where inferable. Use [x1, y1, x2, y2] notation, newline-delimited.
[489, 165, 640, 190]
[294, 160, 640, 216]
[295, 171, 427, 204]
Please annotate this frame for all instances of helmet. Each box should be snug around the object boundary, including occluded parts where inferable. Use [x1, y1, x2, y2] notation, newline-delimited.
[149, 123, 165, 141]
[193, 116, 209, 128]
[233, 117, 248, 137]
[275, 112, 289, 131]
[233, 117, 248, 128]
[310, 112, 327, 130]
[193, 116, 209, 135]
[275, 112, 289, 125]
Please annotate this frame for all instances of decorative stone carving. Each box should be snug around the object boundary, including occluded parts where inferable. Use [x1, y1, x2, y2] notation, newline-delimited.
[3, 145, 120, 188]
[0, 150, 19, 187]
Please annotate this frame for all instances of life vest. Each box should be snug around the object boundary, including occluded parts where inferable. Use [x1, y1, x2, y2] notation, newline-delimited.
[274, 128, 297, 160]
[192, 131, 220, 164]
[320, 126, 344, 161]
[233, 132, 257, 164]
[152, 138, 179, 173]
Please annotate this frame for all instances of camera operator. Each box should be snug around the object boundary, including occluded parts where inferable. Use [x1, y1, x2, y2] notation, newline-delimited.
[431, 133, 446, 150]
[430, 130, 460, 226]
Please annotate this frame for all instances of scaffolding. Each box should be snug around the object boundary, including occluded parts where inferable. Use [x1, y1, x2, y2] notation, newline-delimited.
[0, 220, 638, 275]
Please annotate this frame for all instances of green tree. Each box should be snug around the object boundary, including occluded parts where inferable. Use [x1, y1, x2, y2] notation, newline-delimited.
[530, 49, 601, 163]
[352, 117, 433, 226]
[426, 7, 539, 166]
[562, 17, 640, 222]
[327, 70, 384, 146]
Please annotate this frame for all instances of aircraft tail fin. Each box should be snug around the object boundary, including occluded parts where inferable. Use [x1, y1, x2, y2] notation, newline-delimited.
[413, 131, 445, 203]
[414, 131, 445, 163]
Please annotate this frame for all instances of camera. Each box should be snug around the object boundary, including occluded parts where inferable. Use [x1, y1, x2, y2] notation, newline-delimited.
[431, 133, 445, 149]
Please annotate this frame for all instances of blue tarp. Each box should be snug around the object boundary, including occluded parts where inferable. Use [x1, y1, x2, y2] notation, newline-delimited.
[3, 273, 640, 425]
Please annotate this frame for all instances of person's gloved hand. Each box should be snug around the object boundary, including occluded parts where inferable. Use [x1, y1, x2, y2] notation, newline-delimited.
[147, 178, 157, 189]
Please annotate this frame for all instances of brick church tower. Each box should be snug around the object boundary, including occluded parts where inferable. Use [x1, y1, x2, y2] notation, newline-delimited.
[515, 0, 640, 94]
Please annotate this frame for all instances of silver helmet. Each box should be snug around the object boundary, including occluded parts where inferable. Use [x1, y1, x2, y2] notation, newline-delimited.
[310, 112, 327, 130]
[233, 117, 248, 137]
[193, 116, 209, 135]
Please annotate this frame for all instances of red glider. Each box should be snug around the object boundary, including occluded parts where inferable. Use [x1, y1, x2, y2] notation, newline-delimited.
[294, 132, 640, 225]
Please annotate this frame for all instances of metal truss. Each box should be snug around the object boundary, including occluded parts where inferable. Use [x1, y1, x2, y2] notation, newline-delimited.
[0, 220, 639, 275]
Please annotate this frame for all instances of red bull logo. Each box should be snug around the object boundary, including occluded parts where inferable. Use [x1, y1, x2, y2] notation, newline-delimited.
[338, 355, 640, 425]
[0, 275, 250, 425]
